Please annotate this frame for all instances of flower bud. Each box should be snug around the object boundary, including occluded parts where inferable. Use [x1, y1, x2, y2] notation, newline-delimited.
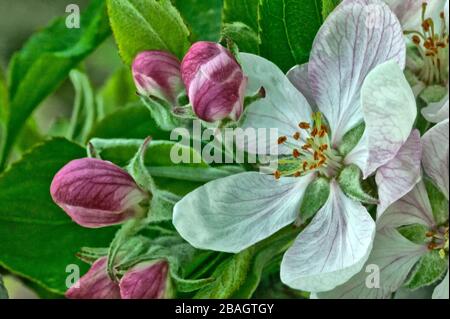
[50, 158, 148, 228]
[119, 260, 171, 299]
[66, 257, 120, 299]
[132, 51, 184, 105]
[181, 42, 248, 122]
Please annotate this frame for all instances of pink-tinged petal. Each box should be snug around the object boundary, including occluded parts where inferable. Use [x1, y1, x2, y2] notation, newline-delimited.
[120, 261, 169, 299]
[376, 130, 422, 216]
[173, 172, 315, 253]
[315, 228, 426, 299]
[422, 119, 449, 199]
[280, 181, 375, 293]
[239, 53, 313, 156]
[50, 158, 147, 228]
[181, 42, 247, 122]
[286, 63, 316, 108]
[433, 270, 449, 299]
[345, 60, 417, 178]
[132, 51, 183, 105]
[384, 0, 424, 29]
[66, 257, 121, 299]
[422, 95, 449, 124]
[377, 180, 436, 230]
[309, 0, 405, 144]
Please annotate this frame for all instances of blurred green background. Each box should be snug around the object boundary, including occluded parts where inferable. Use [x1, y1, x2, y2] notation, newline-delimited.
[0, 0, 123, 298]
[0, 0, 122, 136]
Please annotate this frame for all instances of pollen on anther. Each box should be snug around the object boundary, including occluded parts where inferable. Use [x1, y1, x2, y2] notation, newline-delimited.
[412, 35, 421, 45]
[302, 161, 308, 171]
[293, 149, 300, 158]
[278, 136, 287, 145]
[302, 144, 311, 151]
[294, 171, 301, 177]
[299, 122, 310, 130]
[274, 170, 281, 180]
[293, 132, 301, 140]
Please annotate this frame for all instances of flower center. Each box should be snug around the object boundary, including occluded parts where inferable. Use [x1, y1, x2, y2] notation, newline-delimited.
[405, 3, 449, 86]
[274, 112, 342, 179]
[427, 225, 449, 259]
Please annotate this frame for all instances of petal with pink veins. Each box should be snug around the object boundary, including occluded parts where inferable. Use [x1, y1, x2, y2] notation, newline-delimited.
[308, 0, 405, 145]
[280, 180, 375, 293]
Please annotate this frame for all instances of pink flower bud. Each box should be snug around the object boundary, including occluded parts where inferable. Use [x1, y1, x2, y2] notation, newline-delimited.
[50, 158, 148, 228]
[132, 51, 184, 105]
[181, 42, 248, 122]
[66, 257, 120, 299]
[119, 260, 170, 299]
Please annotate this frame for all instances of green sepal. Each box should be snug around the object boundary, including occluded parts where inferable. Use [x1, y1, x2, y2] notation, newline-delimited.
[299, 177, 330, 225]
[338, 122, 365, 157]
[406, 250, 448, 290]
[126, 137, 156, 192]
[419, 85, 448, 105]
[338, 164, 378, 204]
[398, 224, 430, 245]
[141, 95, 189, 131]
[424, 178, 449, 226]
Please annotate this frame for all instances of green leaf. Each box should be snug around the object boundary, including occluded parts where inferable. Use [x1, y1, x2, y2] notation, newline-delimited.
[194, 226, 298, 298]
[89, 102, 170, 141]
[259, 0, 323, 72]
[338, 123, 365, 157]
[173, 0, 223, 41]
[0, 67, 9, 167]
[406, 250, 448, 290]
[299, 177, 330, 224]
[231, 226, 298, 298]
[221, 22, 260, 54]
[424, 178, 449, 226]
[322, 0, 341, 19]
[398, 224, 429, 245]
[338, 164, 378, 204]
[96, 67, 139, 119]
[222, 0, 259, 32]
[107, 0, 190, 64]
[194, 249, 253, 298]
[0, 274, 8, 299]
[0, 138, 116, 294]
[2, 0, 110, 170]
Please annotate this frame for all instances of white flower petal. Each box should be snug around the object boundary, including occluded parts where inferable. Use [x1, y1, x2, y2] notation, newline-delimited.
[345, 60, 417, 178]
[315, 228, 426, 299]
[421, 94, 449, 124]
[422, 119, 449, 199]
[173, 172, 314, 253]
[377, 180, 436, 230]
[309, 0, 405, 144]
[286, 63, 316, 108]
[280, 181, 375, 293]
[433, 270, 449, 299]
[376, 130, 422, 216]
[239, 53, 313, 155]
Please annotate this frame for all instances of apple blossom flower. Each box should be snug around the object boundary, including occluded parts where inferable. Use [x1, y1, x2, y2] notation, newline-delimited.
[66, 257, 121, 299]
[132, 51, 184, 105]
[51, 158, 148, 228]
[173, 0, 420, 293]
[316, 119, 449, 299]
[120, 260, 171, 299]
[181, 41, 248, 122]
[387, 0, 449, 122]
